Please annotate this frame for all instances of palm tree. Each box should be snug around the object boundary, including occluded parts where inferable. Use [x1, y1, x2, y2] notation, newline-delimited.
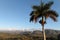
[29, 0, 58, 40]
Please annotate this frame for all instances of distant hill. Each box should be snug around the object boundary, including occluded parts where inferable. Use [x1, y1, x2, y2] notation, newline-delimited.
[0, 29, 60, 40]
[45, 29, 60, 35]
[18, 29, 60, 38]
[0, 29, 60, 35]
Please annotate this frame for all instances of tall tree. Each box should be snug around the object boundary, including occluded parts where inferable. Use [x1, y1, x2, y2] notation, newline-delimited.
[29, 0, 58, 40]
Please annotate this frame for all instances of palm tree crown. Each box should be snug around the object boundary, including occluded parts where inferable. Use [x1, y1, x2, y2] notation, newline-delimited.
[30, 1, 58, 24]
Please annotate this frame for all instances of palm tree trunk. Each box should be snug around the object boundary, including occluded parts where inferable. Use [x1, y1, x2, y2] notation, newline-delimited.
[42, 24, 46, 40]
[42, 16, 46, 40]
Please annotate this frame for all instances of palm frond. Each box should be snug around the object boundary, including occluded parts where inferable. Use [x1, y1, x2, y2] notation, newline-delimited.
[44, 10, 58, 21]
[30, 11, 39, 16]
[30, 10, 42, 22]
[30, 11, 34, 16]
[45, 10, 58, 17]
[43, 1, 53, 11]
[50, 15, 57, 22]
[45, 14, 49, 20]
[32, 6, 39, 10]
[30, 14, 42, 22]
[30, 15, 37, 22]
[30, 15, 34, 22]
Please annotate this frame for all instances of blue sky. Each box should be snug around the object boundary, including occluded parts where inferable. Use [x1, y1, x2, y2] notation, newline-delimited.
[0, 0, 60, 30]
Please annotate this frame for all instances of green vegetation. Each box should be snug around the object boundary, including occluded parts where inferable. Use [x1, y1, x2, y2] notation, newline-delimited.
[0, 29, 60, 40]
